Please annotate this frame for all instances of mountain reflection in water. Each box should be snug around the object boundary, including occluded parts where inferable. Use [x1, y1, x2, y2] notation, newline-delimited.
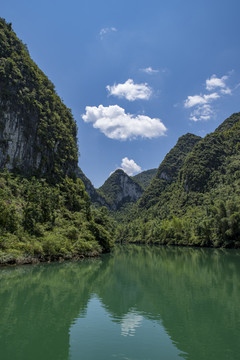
[0, 245, 240, 360]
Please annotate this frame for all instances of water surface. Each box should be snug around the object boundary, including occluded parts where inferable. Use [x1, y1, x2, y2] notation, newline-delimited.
[1, 245, 240, 360]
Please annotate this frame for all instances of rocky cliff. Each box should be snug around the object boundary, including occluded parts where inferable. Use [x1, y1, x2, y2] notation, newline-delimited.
[99, 169, 144, 210]
[0, 18, 78, 182]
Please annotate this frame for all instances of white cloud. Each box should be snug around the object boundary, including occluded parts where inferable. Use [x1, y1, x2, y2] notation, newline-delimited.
[106, 79, 152, 101]
[82, 104, 167, 140]
[190, 104, 214, 122]
[141, 67, 159, 74]
[120, 157, 141, 176]
[184, 92, 220, 108]
[206, 74, 228, 91]
[99, 27, 117, 39]
[220, 88, 232, 95]
[184, 73, 233, 121]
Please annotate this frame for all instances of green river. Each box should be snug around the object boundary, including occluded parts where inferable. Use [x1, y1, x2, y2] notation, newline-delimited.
[1, 245, 240, 360]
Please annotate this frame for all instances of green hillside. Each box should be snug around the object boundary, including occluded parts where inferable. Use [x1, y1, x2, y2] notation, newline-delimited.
[137, 133, 201, 209]
[116, 113, 240, 248]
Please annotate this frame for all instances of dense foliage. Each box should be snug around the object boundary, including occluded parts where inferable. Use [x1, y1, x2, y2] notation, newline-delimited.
[0, 170, 115, 264]
[137, 133, 201, 209]
[115, 113, 240, 248]
[132, 168, 157, 189]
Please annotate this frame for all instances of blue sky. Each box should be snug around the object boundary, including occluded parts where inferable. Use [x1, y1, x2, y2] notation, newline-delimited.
[2, 0, 240, 187]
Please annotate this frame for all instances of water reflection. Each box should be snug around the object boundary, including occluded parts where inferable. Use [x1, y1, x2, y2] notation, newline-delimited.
[121, 310, 143, 337]
[0, 246, 240, 360]
[69, 295, 181, 360]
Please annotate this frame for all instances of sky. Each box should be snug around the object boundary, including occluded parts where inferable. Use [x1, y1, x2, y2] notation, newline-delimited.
[1, 0, 240, 187]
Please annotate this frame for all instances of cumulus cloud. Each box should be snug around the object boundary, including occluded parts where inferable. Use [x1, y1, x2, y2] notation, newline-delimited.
[141, 67, 159, 74]
[120, 157, 141, 176]
[99, 27, 117, 39]
[184, 73, 232, 121]
[106, 79, 152, 101]
[82, 105, 167, 140]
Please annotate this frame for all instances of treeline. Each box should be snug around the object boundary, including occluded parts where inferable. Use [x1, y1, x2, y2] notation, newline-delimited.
[115, 196, 240, 248]
[0, 171, 114, 265]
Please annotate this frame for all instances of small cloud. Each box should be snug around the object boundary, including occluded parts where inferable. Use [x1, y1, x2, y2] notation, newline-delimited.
[106, 79, 152, 101]
[190, 104, 214, 122]
[140, 67, 159, 74]
[99, 27, 117, 40]
[184, 93, 220, 108]
[120, 157, 141, 176]
[184, 72, 233, 121]
[206, 74, 228, 91]
[82, 104, 167, 140]
[220, 88, 232, 95]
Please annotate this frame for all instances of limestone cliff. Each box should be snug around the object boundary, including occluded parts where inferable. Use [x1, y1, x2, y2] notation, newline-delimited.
[99, 169, 143, 210]
[0, 18, 78, 182]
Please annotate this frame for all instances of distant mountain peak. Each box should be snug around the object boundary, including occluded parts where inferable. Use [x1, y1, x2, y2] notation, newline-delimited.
[99, 169, 143, 210]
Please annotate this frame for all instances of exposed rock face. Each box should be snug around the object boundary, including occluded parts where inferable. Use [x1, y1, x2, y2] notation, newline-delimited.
[99, 169, 144, 210]
[0, 98, 78, 182]
[116, 171, 143, 203]
[0, 106, 39, 172]
[159, 171, 172, 182]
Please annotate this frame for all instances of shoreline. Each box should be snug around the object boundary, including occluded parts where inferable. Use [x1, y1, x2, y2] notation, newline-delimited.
[0, 249, 104, 267]
[2, 240, 239, 268]
[115, 240, 240, 249]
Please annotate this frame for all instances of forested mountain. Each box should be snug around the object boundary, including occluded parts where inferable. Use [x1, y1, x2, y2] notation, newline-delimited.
[91, 168, 157, 211]
[116, 113, 240, 248]
[98, 169, 144, 210]
[0, 18, 114, 264]
[132, 168, 157, 189]
[138, 133, 201, 209]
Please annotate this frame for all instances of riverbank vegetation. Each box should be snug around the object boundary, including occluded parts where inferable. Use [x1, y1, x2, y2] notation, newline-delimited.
[0, 171, 114, 265]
